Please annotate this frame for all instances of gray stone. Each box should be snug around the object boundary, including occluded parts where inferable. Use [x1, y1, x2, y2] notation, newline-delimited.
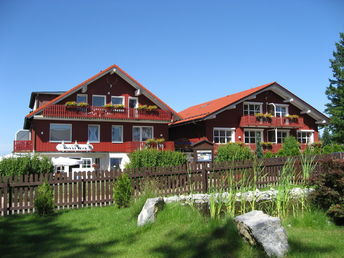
[137, 197, 165, 226]
[234, 210, 289, 257]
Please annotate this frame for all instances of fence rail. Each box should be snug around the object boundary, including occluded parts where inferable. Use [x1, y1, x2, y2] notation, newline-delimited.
[0, 152, 343, 216]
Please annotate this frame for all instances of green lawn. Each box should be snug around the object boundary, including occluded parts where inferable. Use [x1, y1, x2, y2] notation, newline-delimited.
[0, 204, 343, 258]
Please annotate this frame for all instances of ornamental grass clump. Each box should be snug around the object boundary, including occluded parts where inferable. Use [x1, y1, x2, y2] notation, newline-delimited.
[113, 173, 132, 208]
[34, 181, 55, 216]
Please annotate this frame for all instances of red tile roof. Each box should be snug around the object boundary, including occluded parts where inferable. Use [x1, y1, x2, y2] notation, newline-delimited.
[174, 82, 276, 125]
[26, 65, 179, 119]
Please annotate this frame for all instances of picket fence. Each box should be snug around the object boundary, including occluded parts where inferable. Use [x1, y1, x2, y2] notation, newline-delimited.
[0, 152, 343, 216]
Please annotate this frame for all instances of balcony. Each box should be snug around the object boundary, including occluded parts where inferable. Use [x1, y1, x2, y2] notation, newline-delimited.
[240, 115, 304, 128]
[19, 140, 175, 153]
[41, 105, 173, 122]
[13, 140, 33, 152]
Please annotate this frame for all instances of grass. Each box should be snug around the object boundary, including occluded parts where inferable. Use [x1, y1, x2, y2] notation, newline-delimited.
[1, 205, 344, 257]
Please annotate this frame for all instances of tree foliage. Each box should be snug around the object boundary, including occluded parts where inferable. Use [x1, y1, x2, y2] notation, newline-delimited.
[325, 33, 344, 144]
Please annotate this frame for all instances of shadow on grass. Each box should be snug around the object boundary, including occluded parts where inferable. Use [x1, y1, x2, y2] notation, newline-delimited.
[150, 219, 263, 258]
[0, 211, 122, 258]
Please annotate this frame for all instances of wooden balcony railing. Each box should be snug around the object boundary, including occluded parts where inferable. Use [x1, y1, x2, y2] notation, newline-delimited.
[41, 105, 173, 122]
[240, 115, 304, 128]
[18, 140, 175, 153]
[13, 140, 33, 152]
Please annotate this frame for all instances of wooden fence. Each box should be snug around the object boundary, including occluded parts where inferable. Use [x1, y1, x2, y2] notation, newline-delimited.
[0, 152, 343, 216]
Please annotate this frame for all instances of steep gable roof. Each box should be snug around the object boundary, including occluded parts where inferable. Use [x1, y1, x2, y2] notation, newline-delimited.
[173, 82, 329, 126]
[26, 65, 180, 119]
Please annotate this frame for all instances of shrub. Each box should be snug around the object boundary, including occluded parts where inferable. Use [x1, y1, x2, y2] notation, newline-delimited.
[322, 144, 344, 154]
[263, 151, 276, 158]
[309, 159, 344, 224]
[113, 173, 132, 208]
[215, 143, 253, 162]
[277, 136, 300, 157]
[255, 141, 263, 159]
[0, 155, 53, 176]
[126, 149, 187, 168]
[327, 204, 344, 225]
[34, 182, 54, 216]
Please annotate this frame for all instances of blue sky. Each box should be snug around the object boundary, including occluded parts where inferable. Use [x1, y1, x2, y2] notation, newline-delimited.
[0, 0, 343, 155]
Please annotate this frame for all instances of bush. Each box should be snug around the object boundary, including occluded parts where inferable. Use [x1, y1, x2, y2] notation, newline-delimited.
[34, 182, 54, 216]
[263, 151, 276, 158]
[0, 155, 53, 176]
[126, 149, 187, 168]
[277, 136, 300, 157]
[327, 204, 344, 225]
[113, 173, 132, 208]
[255, 141, 263, 159]
[215, 143, 253, 162]
[309, 159, 344, 224]
[322, 144, 344, 154]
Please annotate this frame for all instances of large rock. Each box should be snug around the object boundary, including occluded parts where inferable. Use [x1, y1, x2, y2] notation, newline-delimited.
[234, 210, 289, 257]
[137, 197, 165, 226]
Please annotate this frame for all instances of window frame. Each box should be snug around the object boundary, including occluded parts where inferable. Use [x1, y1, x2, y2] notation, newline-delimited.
[88, 124, 100, 143]
[297, 130, 314, 144]
[243, 102, 263, 115]
[213, 127, 236, 144]
[267, 129, 290, 143]
[128, 97, 139, 108]
[244, 129, 264, 144]
[112, 125, 124, 143]
[76, 94, 88, 104]
[132, 126, 154, 142]
[111, 96, 125, 106]
[49, 123, 72, 143]
[80, 158, 92, 169]
[92, 95, 106, 107]
[275, 104, 289, 117]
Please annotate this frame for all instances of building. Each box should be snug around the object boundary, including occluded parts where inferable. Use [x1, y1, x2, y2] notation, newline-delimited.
[169, 82, 329, 155]
[14, 65, 179, 172]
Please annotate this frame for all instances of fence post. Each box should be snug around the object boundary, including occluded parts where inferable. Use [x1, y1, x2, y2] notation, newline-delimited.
[7, 177, 12, 215]
[3, 177, 8, 216]
[202, 164, 208, 193]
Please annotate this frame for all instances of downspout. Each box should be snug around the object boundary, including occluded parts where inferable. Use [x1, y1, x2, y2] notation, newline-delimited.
[268, 103, 277, 144]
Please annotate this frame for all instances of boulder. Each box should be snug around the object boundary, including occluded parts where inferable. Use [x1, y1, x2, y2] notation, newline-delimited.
[137, 197, 165, 226]
[234, 210, 289, 257]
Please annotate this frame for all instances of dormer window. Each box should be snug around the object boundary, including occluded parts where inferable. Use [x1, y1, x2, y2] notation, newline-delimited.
[92, 95, 106, 107]
[77, 94, 87, 103]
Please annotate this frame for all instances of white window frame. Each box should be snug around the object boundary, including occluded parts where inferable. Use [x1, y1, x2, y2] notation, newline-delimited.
[213, 127, 236, 144]
[243, 102, 263, 115]
[80, 158, 92, 169]
[267, 129, 290, 143]
[297, 130, 314, 144]
[128, 97, 139, 108]
[111, 96, 125, 105]
[88, 124, 100, 143]
[92, 95, 106, 107]
[77, 94, 88, 103]
[275, 104, 289, 117]
[112, 125, 124, 143]
[244, 129, 264, 144]
[132, 126, 154, 142]
[49, 123, 72, 143]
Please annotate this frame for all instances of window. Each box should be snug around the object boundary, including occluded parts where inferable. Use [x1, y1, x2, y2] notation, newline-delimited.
[110, 158, 122, 170]
[88, 125, 100, 143]
[268, 130, 289, 143]
[244, 130, 263, 144]
[243, 102, 262, 115]
[111, 96, 124, 105]
[213, 128, 235, 144]
[275, 104, 288, 117]
[80, 158, 92, 169]
[297, 131, 314, 144]
[92, 95, 106, 107]
[129, 97, 138, 108]
[50, 124, 72, 142]
[133, 126, 153, 141]
[77, 94, 87, 103]
[112, 125, 123, 143]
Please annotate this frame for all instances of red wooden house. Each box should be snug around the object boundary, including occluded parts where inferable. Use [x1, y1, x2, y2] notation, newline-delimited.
[169, 82, 329, 154]
[14, 65, 179, 172]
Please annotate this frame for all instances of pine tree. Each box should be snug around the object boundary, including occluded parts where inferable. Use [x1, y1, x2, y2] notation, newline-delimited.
[321, 127, 332, 146]
[325, 33, 344, 144]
